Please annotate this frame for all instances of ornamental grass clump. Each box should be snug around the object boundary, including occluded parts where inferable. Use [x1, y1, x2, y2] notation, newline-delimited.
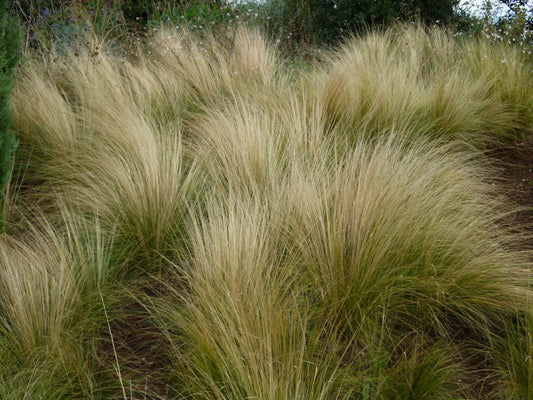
[158, 195, 345, 399]
[150, 27, 280, 110]
[157, 128, 533, 398]
[3, 23, 533, 398]
[0, 208, 127, 398]
[287, 136, 532, 397]
[320, 24, 533, 148]
[12, 49, 197, 271]
[289, 136, 530, 338]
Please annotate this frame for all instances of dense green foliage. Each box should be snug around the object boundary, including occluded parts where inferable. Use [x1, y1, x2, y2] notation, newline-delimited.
[0, 0, 20, 229]
[10, 0, 533, 51]
[10, 0, 254, 53]
[279, 0, 461, 43]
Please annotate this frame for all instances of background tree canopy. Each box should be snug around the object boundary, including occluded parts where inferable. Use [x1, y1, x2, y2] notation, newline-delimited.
[12, 0, 532, 50]
[496, 0, 533, 29]
[277, 0, 460, 44]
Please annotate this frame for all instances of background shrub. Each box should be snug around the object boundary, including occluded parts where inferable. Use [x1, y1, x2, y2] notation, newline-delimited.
[0, 0, 20, 230]
[256, 0, 460, 45]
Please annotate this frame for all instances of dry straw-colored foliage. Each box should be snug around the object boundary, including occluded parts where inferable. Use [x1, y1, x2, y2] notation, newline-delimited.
[1, 25, 532, 399]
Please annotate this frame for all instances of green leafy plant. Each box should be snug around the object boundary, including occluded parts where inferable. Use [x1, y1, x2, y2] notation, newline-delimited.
[0, 0, 20, 231]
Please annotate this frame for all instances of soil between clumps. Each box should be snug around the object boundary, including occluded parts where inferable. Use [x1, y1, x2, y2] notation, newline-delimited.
[493, 135, 533, 250]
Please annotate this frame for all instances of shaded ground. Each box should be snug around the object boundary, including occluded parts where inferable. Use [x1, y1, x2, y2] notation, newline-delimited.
[493, 136, 533, 250]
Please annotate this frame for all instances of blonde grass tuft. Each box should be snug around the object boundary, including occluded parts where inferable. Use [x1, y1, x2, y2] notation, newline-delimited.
[319, 24, 533, 147]
[160, 195, 344, 399]
[12, 49, 199, 269]
[0, 206, 121, 397]
[286, 135, 532, 338]
[150, 26, 281, 108]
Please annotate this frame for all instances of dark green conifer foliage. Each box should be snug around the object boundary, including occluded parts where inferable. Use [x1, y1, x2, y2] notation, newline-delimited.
[0, 0, 20, 229]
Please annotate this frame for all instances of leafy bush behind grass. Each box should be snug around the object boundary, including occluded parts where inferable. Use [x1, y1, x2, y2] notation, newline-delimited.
[0, 0, 20, 230]
[10, 0, 265, 56]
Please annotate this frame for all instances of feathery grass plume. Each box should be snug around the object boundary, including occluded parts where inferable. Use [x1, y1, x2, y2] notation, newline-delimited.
[63, 133, 194, 271]
[12, 49, 198, 271]
[11, 26, 281, 203]
[282, 133, 532, 394]
[459, 37, 533, 138]
[294, 134, 530, 335]
[320, 24, 533, 148]
[190, 79, 330, 204]
[319, 27, 426, 137]
[150, 26, 280, 110]
[11, 59, 79, 181]
[192, 93, 295, 199]
[125, 58, 186, 135]
[0, 207, 125, 398]
[159, 194, 346, 399]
